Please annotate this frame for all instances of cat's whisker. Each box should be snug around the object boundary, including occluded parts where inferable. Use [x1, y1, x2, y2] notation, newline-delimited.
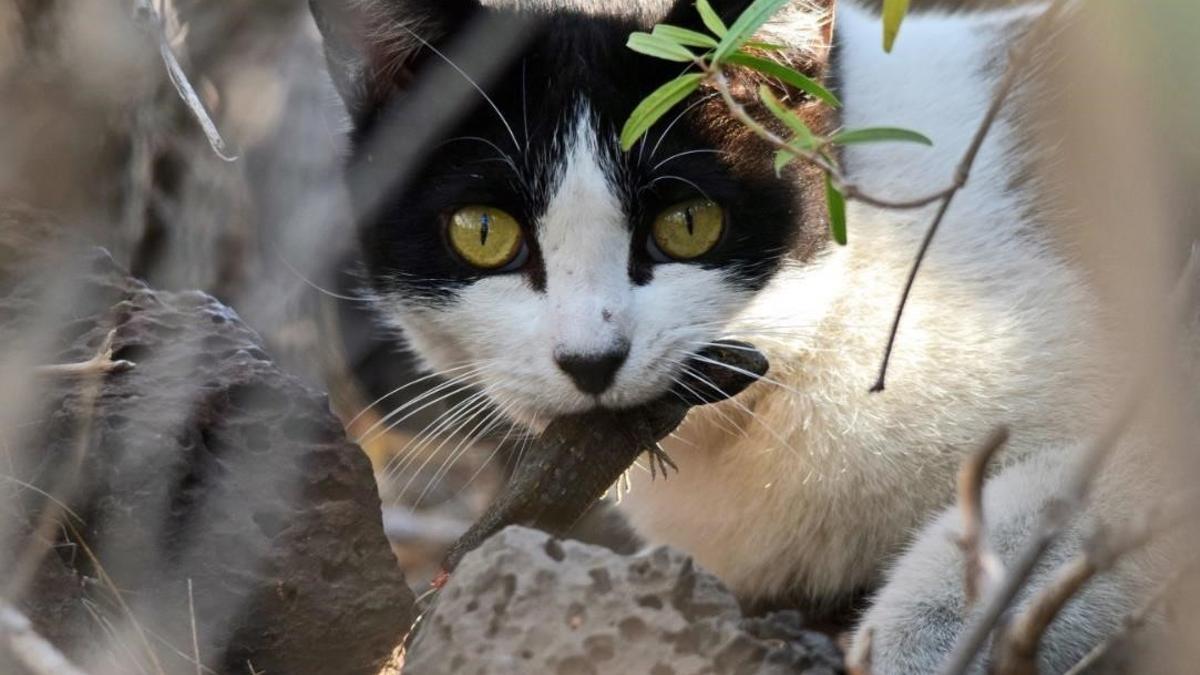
[393, 389, 498, 494]
[381, 391, 486, 482]
[520, 59, 530, 149]
[651, 148, 728, 173]
[647, 92, 718, 162]
[387, 388, 496, 480]
[678, 362, 803, 460]
[644, 175, 714, 203]
[346, 361, 477, 427]
[454, 397, 527, 501]
[359, 367, 488, 446]
[662, 364, 746, 438]
[413, 397, 515, 508]
[420, 393, 516, 492]
[399, 25, 523, 152]
[441, 136, 527, 187]
[686, 353, 808, 400]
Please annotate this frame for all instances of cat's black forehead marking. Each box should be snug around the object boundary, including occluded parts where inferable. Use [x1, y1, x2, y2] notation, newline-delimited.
[353, 6, 806, 305]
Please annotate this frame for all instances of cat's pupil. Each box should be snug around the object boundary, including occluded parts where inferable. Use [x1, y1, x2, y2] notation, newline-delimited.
[685, 207, 695, 236]
[480, 212, 490, 246]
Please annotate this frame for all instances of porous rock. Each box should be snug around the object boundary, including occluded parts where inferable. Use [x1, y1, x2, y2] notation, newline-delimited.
[1, 248, 413, 674]
[404, 526, 843, 675]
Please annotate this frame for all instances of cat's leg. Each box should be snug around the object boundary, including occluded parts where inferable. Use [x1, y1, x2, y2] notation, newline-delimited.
[852, 452, 1149, 675]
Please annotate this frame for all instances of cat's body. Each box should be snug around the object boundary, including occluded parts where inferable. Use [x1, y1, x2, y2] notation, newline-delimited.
[312, 0, 1167, 671]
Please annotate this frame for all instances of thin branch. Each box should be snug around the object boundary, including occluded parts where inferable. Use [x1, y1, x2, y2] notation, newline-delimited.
[699, 0, 1069, 392]
[935, 392, 1143, 675]
[34, 330, 135, 379]
[1, 601, 91, 675]
[992, 495, 1194, 675]
[957, 427, 1010, 607]
[869, 0, 1070, 392]
[132, 0, 238, 162]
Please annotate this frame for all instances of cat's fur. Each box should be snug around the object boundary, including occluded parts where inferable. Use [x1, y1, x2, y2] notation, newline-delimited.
[311, 0, 1166, 671]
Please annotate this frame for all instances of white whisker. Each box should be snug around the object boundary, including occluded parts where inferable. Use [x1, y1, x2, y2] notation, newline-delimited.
[399, 26, 523, 152]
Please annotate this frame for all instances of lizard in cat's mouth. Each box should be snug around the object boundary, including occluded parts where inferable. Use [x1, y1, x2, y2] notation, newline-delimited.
[434, 339, 768, 586]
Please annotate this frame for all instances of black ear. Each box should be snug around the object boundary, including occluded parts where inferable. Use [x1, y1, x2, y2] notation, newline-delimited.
[309, 0, 480, 122]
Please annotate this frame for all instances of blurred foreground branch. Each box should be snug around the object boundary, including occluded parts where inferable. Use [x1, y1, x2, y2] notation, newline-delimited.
[993, 496, 1195, 675]
[1, 601, 91, 675]
[132, 0, 236, 161]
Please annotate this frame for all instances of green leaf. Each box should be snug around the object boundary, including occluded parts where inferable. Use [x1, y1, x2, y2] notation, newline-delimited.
[882, 0, 910, 52]
[758, 85, 816, 146]
[620, 73, 706, 151]
[653, 24, 719, 49]
[774, 147, 796, 176]
[825, 172, 847, 245]
[726, 51, 841, 107]
[830, 127, 933, 146]
[627, 32, 696, 62]
[744, 40, 787, 51]
[713, 0, 791, 63]
[696, 0, 728, 37]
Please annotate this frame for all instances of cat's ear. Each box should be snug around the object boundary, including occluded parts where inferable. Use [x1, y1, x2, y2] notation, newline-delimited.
[662, 0, 837, 93]
[310, 0, 480, 122]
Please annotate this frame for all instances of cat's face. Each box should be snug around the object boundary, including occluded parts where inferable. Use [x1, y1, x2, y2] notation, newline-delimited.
[315, 0, 829, 421]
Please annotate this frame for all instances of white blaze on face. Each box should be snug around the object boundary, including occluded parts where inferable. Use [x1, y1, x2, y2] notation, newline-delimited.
[537, 105, 633, 360]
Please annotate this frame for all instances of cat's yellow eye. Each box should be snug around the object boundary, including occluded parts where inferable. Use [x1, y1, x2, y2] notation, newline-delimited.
[651, 199, 724, 261]
[446, 206, 524, 270]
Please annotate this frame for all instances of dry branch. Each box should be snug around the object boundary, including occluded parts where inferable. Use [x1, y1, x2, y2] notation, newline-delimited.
[937, 229, 1200, 675]
[935, 394, 1142, 675]
[132, 0, 237, 162]
[957, 427, 1010, 607]
[34, 330, 134, 379]
[991, 496, 1195, 675]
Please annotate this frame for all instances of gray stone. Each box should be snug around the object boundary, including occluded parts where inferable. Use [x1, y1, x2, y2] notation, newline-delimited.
[405, 526, 843, 675]
[1, 246, 414, 675]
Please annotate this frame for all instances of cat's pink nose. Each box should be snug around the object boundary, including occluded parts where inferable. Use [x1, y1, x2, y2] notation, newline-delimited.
[554, 344, 629, 395]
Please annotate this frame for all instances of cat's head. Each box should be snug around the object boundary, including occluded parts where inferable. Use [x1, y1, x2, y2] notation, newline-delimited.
[313, 0, 835, 421]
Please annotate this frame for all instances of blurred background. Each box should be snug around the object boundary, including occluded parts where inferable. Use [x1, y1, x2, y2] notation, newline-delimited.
[0, 0, 1197, 672]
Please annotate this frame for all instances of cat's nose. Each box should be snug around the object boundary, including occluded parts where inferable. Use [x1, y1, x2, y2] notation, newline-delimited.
[554, 344, 630, 395]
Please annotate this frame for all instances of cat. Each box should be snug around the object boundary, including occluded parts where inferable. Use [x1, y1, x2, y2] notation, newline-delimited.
[310, 0, 1170, 671]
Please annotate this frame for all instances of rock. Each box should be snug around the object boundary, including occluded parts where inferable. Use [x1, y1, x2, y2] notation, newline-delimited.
[404, 526, 843, 675]
[1, 248, 414, 675]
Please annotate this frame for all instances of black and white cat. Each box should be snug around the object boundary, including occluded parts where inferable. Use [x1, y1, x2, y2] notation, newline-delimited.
[311, 0, 1162, 671]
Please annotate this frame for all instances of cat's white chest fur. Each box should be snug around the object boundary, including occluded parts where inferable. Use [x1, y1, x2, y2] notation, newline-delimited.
[616, 1, 1107, 603]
